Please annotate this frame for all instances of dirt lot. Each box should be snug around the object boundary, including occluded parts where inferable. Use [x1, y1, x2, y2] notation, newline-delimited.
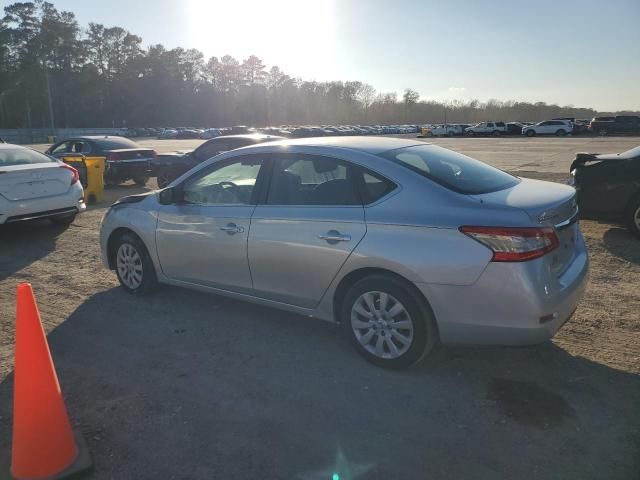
[0, 136, 639, 479]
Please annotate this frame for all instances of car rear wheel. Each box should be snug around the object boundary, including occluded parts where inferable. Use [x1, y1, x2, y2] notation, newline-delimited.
[133, 175, 149, 187]
[526, 129, 535, 137]
[114, 232, 158, 294]
[492, 130, 501, 137]
[598, 128, 608, 136]
[466, 131, 474, 137]
[556, 129, 567, 136]
[341, 274, 437, 369]
[626, 195, 640, 239]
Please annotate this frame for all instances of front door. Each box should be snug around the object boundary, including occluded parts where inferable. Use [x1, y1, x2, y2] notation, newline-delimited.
[248, 153, 366, 308]
[155, 155, 265, 294]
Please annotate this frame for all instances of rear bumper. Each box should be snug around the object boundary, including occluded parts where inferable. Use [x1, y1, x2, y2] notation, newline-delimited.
[106, 159, 152, 178]
[0, 183, 85, 224]
[417, 232, 589, 346]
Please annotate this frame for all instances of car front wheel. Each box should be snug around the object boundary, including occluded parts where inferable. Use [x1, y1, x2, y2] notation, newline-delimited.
[526, 130, 535, 137]
[556, 129, 567, 136]
[341, 275, 437, 369]
[114, 232, 158, 294]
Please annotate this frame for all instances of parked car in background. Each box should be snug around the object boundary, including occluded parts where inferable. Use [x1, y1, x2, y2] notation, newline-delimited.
[159, 128, 178, 139]
[506, 122, 524, 135]
[422, 124, 463, 137]
[464, 122, 507, 136]
[153, 134, 284, 188]
[200, 128, 223, 139]
[47, 136, 156, 186]
[569, 145, 640, 237]
[522, 120, 572, 137]
[0, 143, 85, 225]
[589, 115, 640, 136]
[176, 129, 202, 139]
[101, 137, 588, 368]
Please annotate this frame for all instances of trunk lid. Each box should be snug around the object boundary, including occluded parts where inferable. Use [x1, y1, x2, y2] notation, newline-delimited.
[106, 148, 156, 161]
[471, 178, 579, 276]
[0, 163, 71, 200]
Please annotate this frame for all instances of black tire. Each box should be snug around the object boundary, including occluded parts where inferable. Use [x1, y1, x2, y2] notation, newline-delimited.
[133, 175, 149, 187]
[104, 174, 120, 188]
[598, 127, 608, 136]
[113, 232, 158, 294]
[426, 131, 434, 138]
[625, 194, 640, 239]
[50, 213, 76, 226]
[447, 131, 455, 137]
[556, 129, 567, 137]
[466, 131, 475, 137]
[492, 130, 501, 137]
[156, 172, 171, 189]
[340, 274, 438, 369]
[526, 129, 535, 137]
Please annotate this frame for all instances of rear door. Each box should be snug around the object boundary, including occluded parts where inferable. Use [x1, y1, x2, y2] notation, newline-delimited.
[248, 153, 366, 308]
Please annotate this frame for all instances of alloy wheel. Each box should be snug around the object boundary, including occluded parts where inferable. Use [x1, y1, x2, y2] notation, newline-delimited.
[350, 291, 414, 359]
[116, 243, 144, 289]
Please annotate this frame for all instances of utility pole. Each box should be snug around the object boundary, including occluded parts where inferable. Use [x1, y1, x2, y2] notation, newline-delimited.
[44, 67, 55, 132]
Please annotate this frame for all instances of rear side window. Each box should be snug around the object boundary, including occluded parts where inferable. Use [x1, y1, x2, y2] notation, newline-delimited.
[379, 144, 519, 194]
[266, 154, 360, 205]
[0, 148, 56, 166]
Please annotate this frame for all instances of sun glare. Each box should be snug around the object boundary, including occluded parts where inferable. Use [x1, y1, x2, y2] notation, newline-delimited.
[186, 0, 336, 78]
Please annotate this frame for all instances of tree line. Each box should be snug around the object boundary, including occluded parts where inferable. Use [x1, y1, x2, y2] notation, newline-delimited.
[0, 1, 636, 130]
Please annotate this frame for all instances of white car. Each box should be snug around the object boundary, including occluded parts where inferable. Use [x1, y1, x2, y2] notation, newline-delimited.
[422, 124, 463, 137]
[523, 120, 573, 137]
[464, 122, 507, 136]
[0, 143, 85, 225]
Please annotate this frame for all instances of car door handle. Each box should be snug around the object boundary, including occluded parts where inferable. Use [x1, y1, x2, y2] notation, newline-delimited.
[220, 223, 244, 234]
[318, 230, 351, 243]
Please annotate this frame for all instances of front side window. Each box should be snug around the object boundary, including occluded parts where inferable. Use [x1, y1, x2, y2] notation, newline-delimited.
[379, 144, 519, 195]
[266, 154, 360, 205]
[182, 157, 263, 205]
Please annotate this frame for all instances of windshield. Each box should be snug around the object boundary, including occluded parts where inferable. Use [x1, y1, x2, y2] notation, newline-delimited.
[94, 137, 141, 150]
[0, 148, 57, 167]
[379, 144, 519, 194]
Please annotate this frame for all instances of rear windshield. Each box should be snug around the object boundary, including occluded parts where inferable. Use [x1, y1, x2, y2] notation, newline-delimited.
[0, 148, 57, 167]
[93, 137, 140, 150]
[379, 144, 519, 194]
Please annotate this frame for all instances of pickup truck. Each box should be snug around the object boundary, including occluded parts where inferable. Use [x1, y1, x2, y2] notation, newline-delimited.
[464, 122, 507, 136]
[589, 116, 640, 136]
[421, 124, 463, 137]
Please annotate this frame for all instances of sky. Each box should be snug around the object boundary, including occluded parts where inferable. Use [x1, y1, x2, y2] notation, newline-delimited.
[18, 0, 640, 111]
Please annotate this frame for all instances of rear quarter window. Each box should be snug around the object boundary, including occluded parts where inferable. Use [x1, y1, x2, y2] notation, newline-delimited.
[379, 144, 519, 195]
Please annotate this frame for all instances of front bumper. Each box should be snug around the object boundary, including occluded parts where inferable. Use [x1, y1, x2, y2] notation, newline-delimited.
[417, 234, 589, 346]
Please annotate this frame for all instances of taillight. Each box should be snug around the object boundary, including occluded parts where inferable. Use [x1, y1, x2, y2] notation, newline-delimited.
[60, 164, 79, 185]
[460, 226, 559, 262]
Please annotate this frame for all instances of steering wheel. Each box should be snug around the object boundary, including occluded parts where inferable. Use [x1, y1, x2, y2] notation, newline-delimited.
[218, 181, 239, 191]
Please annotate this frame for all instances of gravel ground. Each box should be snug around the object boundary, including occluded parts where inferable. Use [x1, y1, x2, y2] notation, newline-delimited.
[0, 137, 638, 479]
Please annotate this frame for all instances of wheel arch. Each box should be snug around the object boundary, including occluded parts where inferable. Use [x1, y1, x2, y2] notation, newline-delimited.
[106, 227, 145, 269]
[332, 267, 438, 334]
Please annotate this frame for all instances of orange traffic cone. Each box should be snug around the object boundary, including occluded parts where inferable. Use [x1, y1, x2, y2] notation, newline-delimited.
[10, 283, 92, 480]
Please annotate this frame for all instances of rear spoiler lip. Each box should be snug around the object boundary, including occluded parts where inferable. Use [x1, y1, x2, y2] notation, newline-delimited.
[570, 152, 601, 172]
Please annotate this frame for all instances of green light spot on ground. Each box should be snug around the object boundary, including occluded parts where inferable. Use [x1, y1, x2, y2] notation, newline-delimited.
[332, 474, 340, 480]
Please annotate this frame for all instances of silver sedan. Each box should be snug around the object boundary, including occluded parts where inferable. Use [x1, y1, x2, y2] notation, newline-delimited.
[99, 137, 588, 368]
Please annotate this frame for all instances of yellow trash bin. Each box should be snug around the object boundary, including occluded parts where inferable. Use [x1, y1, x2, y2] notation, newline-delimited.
[83, 156, 106, 204]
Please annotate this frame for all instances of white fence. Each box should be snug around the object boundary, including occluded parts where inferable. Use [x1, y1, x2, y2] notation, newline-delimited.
[0, 128, 120, 145]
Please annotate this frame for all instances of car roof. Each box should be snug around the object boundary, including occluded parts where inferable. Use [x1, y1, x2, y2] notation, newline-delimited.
[0, 143, 29, 150]
[244, 136, 427, 154]
[211, 134, 284, 140]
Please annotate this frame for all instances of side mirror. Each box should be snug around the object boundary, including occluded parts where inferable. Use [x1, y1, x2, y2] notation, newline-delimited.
[158, 187, 182, 205]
